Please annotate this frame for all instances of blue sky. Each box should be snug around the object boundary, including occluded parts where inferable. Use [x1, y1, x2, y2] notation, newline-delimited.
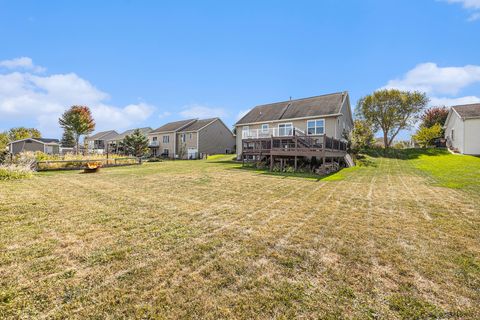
[1, 0, 480, 139]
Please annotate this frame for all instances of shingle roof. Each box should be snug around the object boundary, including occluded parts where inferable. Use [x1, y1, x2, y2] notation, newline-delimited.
[87, 130, 119, 140]
[36, 138, 60, 144]
[452, 103, 480, 119]
[181, 118, 217, 132]
[150, 119, 196, 133]
[111, 127, 153, 141]
[236, 92, 347, 125]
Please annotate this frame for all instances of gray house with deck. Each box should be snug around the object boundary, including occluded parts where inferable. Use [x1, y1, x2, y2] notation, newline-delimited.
[235, 92, 354, 170]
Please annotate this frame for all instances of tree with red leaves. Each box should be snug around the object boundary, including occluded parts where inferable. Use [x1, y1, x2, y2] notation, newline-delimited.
[420, 106, 449, 129]
[59, 106, 95, 154]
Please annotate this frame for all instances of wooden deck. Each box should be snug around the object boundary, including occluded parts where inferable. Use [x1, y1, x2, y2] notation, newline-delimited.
[241, 130, 348, 171]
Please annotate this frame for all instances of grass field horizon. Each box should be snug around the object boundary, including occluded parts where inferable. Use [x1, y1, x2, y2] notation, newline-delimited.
[1, 149, 479, 319]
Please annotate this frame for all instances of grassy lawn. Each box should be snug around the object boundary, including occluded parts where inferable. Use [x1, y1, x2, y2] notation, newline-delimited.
[1, 151, 479, 319]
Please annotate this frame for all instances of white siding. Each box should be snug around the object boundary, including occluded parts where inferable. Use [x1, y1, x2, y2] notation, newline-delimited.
[445, 111, 465, 153]
[464, 118, 480, 155]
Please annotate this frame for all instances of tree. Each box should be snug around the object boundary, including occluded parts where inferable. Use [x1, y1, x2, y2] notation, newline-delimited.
[121, 129, 149, 157]
[420, 106, 449, 135]
[350, 120, 375, 152]
[0, 132, 9, 149]
[413, 124, 442, 148]
[60, 129, 76, 148]
[7, 127, 41, 141]
[356, 89, 429, 148]
[59, 106, 95, 154]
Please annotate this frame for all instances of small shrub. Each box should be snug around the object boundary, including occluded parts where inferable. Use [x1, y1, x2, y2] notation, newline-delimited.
[0, 164, 33, 180]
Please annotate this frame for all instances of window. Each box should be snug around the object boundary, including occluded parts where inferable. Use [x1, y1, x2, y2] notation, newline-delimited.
[242, 126, 250, 138]
[189, 133, 192, 140]
[278, 123, 293, 136]
[163, 135, 169, 143]
[181, 133, 186, 143]
[163, 148, 169, 156]
[152, 137, 157, 141]
[451, 129, 454, 141]
[307, 119, 325, 135]
[261, 124, 269, 132]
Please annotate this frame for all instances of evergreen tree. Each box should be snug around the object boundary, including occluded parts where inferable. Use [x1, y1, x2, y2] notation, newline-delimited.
[60, 129, 76, 148]
[121, 129, 149, 157]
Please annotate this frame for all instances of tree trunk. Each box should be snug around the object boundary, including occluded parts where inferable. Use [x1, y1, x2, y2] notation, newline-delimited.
[383, 130, 389, 149]
[75, 134, 79, 155]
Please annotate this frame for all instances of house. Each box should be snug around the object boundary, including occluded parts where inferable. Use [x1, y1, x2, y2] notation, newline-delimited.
[444, 103, 480, 155]
[8, 138, 60, 155]
[84, 130, 119, 154]
[148, 118, 235, 159]
[235, 92, 354, 170]
[107, 127, 152, 154]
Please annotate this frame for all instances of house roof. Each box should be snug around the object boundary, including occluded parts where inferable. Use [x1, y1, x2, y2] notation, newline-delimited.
[150, 119, 197, 134]
[110, 127, 153, 141]
[8, 138, 60, 145]
[452, 103, 480, 119]
[236, 92, 348, 125]
[87, 130, 119, 140]
[180, 118, 218, 132]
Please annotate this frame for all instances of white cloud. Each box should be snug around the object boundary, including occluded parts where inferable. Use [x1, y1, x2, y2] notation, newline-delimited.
[0, 57, 155, 137]
[236, 109, 251, 120]
[179, 104, 228, 119]
[384, 62, 480, 108]
[384, 63, 480, 95]
[0, 57, 45, 73]
[429, 95, 480, 106]
[444, 0, 480, 20]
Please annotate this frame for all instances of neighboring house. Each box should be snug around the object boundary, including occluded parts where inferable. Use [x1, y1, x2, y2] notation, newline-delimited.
[148, 118, 235, 159]
[444, 103, 480, 155]
[107, 127, 152, 154]
[235, 92, 354, 169]
[8, 138, 60, 155]
[84, 130, 119, 154]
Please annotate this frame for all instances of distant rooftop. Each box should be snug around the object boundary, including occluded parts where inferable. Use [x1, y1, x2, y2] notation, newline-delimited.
[452, 103, 480, 119]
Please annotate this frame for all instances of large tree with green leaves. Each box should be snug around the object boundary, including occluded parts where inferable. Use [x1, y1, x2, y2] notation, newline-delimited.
[7, 127, 41, 141]
[356, 89, 429, 148]
[120, 129, 149, 157]
[59, 106, 95, 153]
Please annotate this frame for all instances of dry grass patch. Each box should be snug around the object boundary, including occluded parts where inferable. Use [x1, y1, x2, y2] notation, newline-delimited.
[0, 153, 479, 319]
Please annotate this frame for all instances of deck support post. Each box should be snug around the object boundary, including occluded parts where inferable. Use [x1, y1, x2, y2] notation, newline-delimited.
[294, 156, 297, 171]
[270, 154, 273, 171]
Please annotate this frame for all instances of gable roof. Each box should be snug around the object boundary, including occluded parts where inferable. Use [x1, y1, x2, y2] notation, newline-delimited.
[87, 130, 119, 140]
[150, 119, 197, 134]
[180, 118, 218, 132]
[110, 127, 153, 141]
[236, 92, 348, 125]
[452, 103, 480, 119]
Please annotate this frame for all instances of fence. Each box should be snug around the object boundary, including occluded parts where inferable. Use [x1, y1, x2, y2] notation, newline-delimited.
[36, 157, 141, 171]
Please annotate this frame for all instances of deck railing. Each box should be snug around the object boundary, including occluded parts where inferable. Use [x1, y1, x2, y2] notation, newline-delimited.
[242, 127, 322, 139]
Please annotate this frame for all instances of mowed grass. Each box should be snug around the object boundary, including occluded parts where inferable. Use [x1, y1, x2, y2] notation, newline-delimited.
[0, 151, 479, 319]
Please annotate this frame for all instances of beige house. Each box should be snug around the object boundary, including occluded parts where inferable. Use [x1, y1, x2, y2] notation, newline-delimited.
[148, 118, 235, 159]
[235, 92, 354, 164]
[444, 103, 480, 155]
[8, 138, 60, 155]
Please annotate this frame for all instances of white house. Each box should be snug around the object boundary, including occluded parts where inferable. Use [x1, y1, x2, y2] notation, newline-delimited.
[444, 103, 480, 155]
